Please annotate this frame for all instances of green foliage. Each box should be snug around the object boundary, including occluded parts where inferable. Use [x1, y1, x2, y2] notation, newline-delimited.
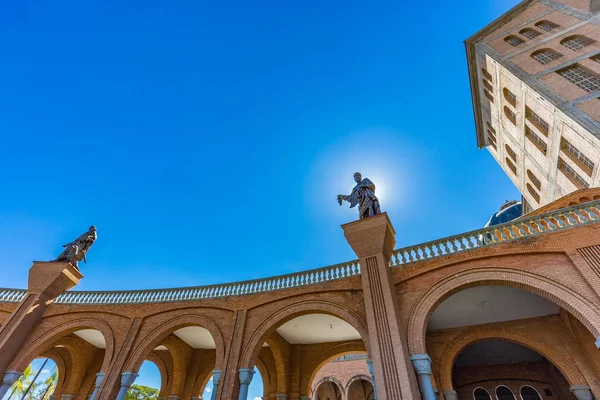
[125, 384, 160, 400]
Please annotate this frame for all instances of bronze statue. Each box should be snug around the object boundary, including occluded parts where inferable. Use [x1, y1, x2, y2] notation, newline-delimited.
[337, 172, 382, 219]
[54, 226, 97, 268]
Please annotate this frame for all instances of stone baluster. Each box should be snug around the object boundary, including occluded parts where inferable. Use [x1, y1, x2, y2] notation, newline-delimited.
[410, 354, 436, 400]
[366, 359, 378, 400]
[237, 368, 254, 400]
[89, 373, 105, 400]
[210, 370, 221, 400]
[0, 371, 23, 398]
[570, 385, 593, 400]
[115, 372, 138, 400]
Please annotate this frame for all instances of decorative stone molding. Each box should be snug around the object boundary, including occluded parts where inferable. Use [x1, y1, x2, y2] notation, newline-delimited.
[570, 385, 593, 400]
[238, 368, 254, 385]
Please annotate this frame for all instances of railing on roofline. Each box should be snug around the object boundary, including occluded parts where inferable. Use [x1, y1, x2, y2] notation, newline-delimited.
[0, 200, 598, 305]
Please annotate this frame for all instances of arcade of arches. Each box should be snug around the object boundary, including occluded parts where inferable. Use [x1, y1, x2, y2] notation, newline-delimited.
[1, 192, 600, 400]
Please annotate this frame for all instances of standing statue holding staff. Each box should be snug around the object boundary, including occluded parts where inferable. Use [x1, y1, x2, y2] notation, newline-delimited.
[337, 172, 382, 219]
[54, 226, 97, 268]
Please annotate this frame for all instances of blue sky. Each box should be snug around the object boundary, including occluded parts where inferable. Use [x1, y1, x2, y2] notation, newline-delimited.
[1, 0, 521, 397]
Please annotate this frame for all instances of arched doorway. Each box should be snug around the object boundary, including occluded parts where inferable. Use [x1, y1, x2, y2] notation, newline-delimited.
[346, 376, 374, 400]
[314, 378, 343, 400]
[451, 339, 570, 400]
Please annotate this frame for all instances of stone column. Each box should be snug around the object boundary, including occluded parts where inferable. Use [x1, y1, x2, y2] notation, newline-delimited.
[411, 354, 436, 400]
[115, 372, 138, 400]
[0, 262, 83, 374]
[342, 214, 420, 400]
[366, 359, 378, 400]
[0, 371, 23, 398]
[210, 370, 222, 400]
[443, 390, 458, 400]
[570, 385, 593, 400]
[89, 373, 105, 400]
[237, 368, 254, 400]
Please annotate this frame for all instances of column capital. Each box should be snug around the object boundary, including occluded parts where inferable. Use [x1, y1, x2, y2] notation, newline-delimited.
[410, 354, 432, 375]
[570, 385, 593, 400]
[120, 372, 138, 386]
[238, 368, 254, 385]
[212, 369, 222, 384]
[365, 358, 374, 375]
[94, 372, 105, 386]
[2, 370, 23, 384]
[444, 390, 458, 400]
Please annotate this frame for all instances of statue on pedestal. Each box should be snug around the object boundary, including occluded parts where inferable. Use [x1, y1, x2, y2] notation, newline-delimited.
[54, 226, 97, 268]
[337, 172, 381, 219]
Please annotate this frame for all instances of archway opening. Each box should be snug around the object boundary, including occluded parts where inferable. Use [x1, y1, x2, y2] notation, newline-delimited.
[4, 357, 58, 400]
[130, 325, 218, 399]
[451, 339, 569, 400]
[347, 377, 374, 400]
[314, 378, 342, 400]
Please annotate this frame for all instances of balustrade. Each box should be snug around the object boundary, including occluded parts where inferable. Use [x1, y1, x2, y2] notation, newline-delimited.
[0, 200, 598, 305]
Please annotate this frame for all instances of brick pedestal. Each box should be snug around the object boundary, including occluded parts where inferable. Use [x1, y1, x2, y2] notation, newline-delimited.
[0, 261, 82, 375]
[342, 213, 420, 400]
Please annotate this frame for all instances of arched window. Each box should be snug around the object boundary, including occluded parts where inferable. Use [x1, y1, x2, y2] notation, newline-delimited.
[557, 64, 600, 93]
[506, 157, 517, 175]
[520, 28, 542, 39]
[505, 144, 517, 162]
[474, 387, 492, 400]
[531, 48, 563, 64]
[505, 35, 525, 47]
[496, 386, 516, 400]
[535, 20, 559, 32]
[504, 106, 516, 125]
[527, 183, 541, 203]
[520, 386, 542, 400]
[561, 35, 595, 51]
[482, 68, 493, 82]
[503, 88, 517, 107]
[483, 79, 494, 92]
[484, 89, 494, 103]
[527, 170, 542, 190]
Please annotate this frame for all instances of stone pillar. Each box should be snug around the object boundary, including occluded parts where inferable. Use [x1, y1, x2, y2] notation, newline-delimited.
[237, 368, 254, 400]
[411, 354, 436, 400]
[0, 371, 23, 398]
[443, 390, 458, 400]
[210, 370, 222, 400]
[342, 214, 420, 400]
[89, 373, 105, 400]
[115, 372, 138, 400]
[0, 262, 82, 374]
[570, 385, 593, 400]
[366, 359, 378, 400]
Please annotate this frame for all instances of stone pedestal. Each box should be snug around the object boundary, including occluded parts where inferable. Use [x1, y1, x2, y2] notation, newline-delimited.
[342, 213, 420, 400]
[0, 262, 82, 374]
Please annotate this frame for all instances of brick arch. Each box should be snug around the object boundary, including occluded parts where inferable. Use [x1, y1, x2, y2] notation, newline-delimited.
[255, 357, 271, 398]
[240, 300, 370, 369]
[437, 328, 587, 390]
[407, 267, 600, 355]
[42, 348, 68, 395]
[313, 376, 344, 400]
[346, 375, 375, 399]
[124, 313, 226, 372]
[159, 335, 188, 396]
[9, 317, 115, 374]
[146, 352, 170, 397]
[265, 334, 289, 394]
[305, 341, 367, 396]
[55, 335, 94, 395]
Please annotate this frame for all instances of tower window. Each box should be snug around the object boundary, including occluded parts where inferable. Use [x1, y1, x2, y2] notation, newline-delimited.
[527, 169, 542, 190]
[560, 35, 595, 51]
[557, 64, 600, 92]
[561, 137, 595, 175]
[504, 106, 517, 125]
[520, 28, 542, 39]
[527, 183, 541, 203]
[525, 107, 549, 135]
[505, 144, 517, 162]
[531, 48, 563, 64]
[503, 88, 517, 107]
[535, 20, 559, 32]
[484, 89, 494, 103]
[482, 68, 493, 82]
[506, 157, 518, 175]
[558, 157, 589, 189]
[483, 79, 493, 92]
[591, 54, 600, 64]
[525, 126, 548, 155]
[505, 35, 525, 47]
